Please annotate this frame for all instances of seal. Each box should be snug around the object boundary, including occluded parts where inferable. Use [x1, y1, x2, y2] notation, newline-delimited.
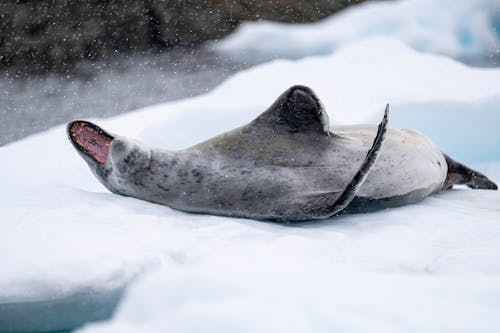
[67, 85, 497, 221]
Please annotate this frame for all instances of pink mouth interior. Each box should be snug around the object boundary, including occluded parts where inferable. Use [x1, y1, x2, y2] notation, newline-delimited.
[69, 122, 113, 164]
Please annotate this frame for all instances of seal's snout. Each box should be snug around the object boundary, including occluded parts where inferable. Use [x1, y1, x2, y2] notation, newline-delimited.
[68, 121, 114, 164]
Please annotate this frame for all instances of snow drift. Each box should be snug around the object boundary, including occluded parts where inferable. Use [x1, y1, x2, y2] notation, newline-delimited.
[1, 38, 500, 332]
[214, 0, 500, 63]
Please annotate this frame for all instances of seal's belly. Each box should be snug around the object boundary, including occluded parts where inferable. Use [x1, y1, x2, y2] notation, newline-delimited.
[165, 165, 302, 218]
[144, 127, 447, 219]
[335, 126, 447, 199]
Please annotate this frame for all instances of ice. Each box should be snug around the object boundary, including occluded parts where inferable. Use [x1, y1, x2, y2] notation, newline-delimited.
[214, 0, 500, 63]
[78, 190, 500, 333]
[138, 38, 500, 162]
[1, 38, 500, 332]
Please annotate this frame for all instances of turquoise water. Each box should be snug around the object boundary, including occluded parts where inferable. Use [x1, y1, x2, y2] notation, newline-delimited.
[391, 97, 500, 163]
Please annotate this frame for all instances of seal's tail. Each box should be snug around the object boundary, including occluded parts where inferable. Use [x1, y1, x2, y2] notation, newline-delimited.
[324, 104, 389, 217]
[443, 154, 497, 190]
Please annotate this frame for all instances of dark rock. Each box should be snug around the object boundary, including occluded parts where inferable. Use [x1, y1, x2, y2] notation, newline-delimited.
[0, 0, 367, 74]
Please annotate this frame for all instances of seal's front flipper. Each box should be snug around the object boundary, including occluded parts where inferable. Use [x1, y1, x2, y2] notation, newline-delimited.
[443, 154, 497, 190]
[302, 105, 389, 220]
[252, 85, 331, 135]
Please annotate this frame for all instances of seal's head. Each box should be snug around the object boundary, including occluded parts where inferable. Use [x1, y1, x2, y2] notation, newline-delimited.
[67, 121, 151, 194]
[67, 121, 113, 166]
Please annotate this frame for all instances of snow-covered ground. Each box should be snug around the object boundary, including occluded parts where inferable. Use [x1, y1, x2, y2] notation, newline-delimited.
[1, 36, 499, 332]
[215, 0, 500, 65]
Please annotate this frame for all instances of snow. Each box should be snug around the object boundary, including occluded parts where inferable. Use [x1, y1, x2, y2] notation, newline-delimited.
[78, 193, 500, 333]
[214, 0, 500, 63]
[1, 38, 500, 332]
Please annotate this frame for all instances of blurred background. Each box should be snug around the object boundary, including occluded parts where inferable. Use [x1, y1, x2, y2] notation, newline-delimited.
[0, 0, 367, 145]
[0, 0, 498, 146]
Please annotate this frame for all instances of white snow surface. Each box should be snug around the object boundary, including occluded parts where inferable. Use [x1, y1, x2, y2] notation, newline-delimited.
[215, 0, 500, 61]
[1, 39, 500, 332]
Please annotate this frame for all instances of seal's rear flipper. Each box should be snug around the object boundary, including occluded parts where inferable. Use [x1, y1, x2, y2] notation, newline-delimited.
[443, 154, 497, 190]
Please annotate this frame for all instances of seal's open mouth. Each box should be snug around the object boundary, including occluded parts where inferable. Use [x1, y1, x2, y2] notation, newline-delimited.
[68, 121, 114, 164]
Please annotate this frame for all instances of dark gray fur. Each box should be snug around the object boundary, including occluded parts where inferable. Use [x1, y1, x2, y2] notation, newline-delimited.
[68, 85, 497, 221]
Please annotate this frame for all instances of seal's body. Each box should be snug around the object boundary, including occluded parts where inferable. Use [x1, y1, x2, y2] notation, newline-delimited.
[68, 86, 497, 221]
